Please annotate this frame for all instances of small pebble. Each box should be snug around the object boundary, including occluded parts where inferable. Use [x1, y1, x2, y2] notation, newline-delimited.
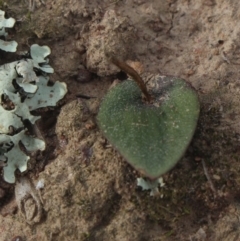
[11, 236, 23, 241]
[194, 157, 202, 162]
[213, 174, 221, 180]
[36, 179, 45, 190]
[85, 121, 96, 130]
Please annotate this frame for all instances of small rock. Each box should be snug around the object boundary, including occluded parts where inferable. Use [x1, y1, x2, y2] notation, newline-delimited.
[194, 157, 202, 162]
[11, 236, 23, 241]
[36, 179, 45, 190]
[15, 177, 43, 225]
[85, 121, 96, 130]
[213, 174, 221, 180]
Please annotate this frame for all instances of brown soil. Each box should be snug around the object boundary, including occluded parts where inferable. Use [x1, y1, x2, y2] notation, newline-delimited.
[1, 0, 240, 240]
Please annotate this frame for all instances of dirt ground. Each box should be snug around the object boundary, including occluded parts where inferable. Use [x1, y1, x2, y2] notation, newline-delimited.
[1, 0, 240, 240]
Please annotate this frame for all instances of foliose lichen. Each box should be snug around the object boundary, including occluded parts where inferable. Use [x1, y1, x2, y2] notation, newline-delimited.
[0, 9, 17, 52]
[0, 10, 67, 183]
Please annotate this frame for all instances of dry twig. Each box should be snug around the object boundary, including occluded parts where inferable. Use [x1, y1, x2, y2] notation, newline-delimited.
[202, 159, 217, 196]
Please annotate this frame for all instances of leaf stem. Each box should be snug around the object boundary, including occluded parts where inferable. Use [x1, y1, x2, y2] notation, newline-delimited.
[107, 55, 152, 102]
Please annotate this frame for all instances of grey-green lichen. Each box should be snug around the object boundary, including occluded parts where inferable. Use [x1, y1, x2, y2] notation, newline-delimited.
[0, 11, 67, 183]
[0, 9, 17, 52]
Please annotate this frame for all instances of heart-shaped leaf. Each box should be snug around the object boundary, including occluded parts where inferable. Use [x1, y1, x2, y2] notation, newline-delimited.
[98, 76, 199, 179]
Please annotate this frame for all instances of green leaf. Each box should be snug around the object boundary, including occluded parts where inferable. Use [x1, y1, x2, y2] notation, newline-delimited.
[98, 76, 199, 179]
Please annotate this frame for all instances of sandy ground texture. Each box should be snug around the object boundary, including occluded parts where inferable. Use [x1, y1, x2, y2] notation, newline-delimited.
[1, 0, 240, 240]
